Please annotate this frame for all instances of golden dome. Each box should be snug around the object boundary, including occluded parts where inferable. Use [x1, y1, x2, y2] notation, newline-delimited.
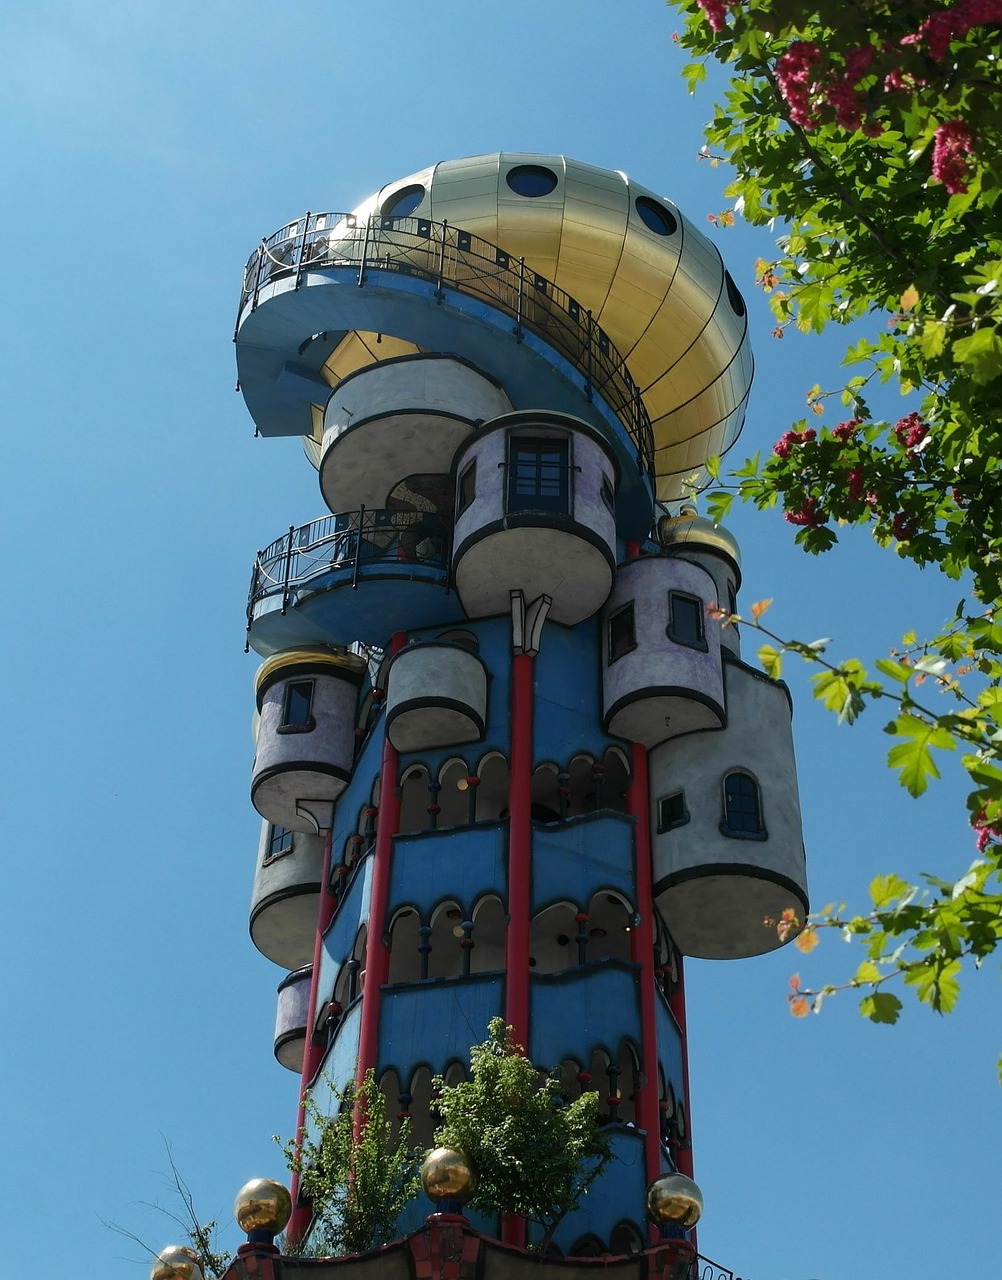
[150, 1245, 203, 1280]
[350, 154, 752, 502]
[646, 1172, 704, 1229]
[420, 1147, 478, 1204]
[658, 507, 742, 568]
[233, 1177, 293, 1235]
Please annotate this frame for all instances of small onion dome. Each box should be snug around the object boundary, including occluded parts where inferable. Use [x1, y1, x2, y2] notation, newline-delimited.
[150, 1245, 203, 1280]
[420, 1147, 478, 1205]
[646, 1172, 704, 1230]
[658, 508, 741, 571]
[254, 648, 366, 711]
[233, 1177, 293, 1236]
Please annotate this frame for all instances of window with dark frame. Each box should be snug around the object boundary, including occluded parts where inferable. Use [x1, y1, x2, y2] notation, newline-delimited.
[601, 475, 615, 514]
[268, 825, 295, 858]
[721, 771, 765, 838]
[667, 592, 706, 650]
[507, 437, 569, 514]
[608, 602, 636, 663]
[457, 460, 477, 516]
[281, 680, 315, 729]
[657, 791, 688, 833]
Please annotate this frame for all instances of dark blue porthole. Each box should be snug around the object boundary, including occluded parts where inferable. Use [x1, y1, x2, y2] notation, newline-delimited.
[381, 184, 425, 218]
[635, 196, 678, 236]
[725, 270, 746, 317]
[506, 165, 558, 198]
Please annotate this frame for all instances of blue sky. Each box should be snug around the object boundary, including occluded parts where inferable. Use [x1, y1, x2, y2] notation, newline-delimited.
[2, 3, 998, 1277]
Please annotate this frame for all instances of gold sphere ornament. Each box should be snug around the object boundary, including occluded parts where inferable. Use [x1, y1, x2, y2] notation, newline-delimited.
[150, 1245, 204, 1280]
[233, 1177, 293, 1235]
[646, 1172, 704, 1230]
[420, 1147, 478, 1205]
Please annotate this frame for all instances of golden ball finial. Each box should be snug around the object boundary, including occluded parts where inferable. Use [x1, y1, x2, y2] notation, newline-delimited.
[646, 1172, 704, 1230]
[150, 1245, 203, 1280]
[420, 1147, 478, 1205]
[233, 1177, 293, 1235]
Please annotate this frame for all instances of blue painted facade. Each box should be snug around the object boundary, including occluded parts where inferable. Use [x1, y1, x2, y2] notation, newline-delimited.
[236, 163, 808, 1259]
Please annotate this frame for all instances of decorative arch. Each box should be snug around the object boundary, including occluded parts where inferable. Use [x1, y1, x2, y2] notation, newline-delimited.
[387, 906, 421, 983]
[398, 763, 431, 833]
[469, 894, 506, 974]
[474, 751, 509, 822]
[437, 756, 470, 828]
[609, 1221, 645, 1257]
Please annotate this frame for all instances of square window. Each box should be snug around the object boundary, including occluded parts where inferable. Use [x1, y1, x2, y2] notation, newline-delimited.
[657, 791, 688, 833]
[608, 602, 636, 663]
[667, 592, 706, 650]
[282, 680, 315, 729]
[507, 437, 569, 514]
[268, 825, 295, 858]
[457, 460, 477, 516]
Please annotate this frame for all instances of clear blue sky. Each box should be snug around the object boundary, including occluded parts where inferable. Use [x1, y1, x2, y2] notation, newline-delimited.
[2, 3, 997, 1277]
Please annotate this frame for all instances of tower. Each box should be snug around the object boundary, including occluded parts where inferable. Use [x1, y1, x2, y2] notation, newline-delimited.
[235, 154, 808, 1267]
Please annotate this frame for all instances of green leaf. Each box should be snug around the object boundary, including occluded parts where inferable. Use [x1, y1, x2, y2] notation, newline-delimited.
[870, 873, 913, 907]
[758, 643, 783, 679]
[860, 992, 903, 1024]
[886, 714, 957, 797]
[951, 327, 1002, 385]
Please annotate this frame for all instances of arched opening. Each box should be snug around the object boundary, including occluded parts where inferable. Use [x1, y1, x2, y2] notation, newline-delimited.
[569, 1234, 606, 1258]
[584, 890, 635, 964]
[530, 763, 562, 823]
[722, 770, 765, 838]
[609, 1221, 645, 1257]
[469, 895, 506, 974]
[529, 901, 579, 974]
[427, 900, 465, 980]
[407, 1065, 436, 1150]
[387, 906, 421, 984]
[399, 764, 431, 834]
[437, 757, 470, 828]
[614, 1040, 640, 1126]
[474, 751, 509, 822]
[379, 1067, 403, 1140]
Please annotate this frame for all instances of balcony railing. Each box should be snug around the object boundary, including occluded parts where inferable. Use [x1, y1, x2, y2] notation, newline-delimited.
[237, 210, 655, 483]
[694, 1255, 752, 1280]
[247, 508, 449, 630]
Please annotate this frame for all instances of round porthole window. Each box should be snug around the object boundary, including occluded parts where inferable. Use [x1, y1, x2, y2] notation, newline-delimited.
[635, 196, 678, 237]
[381, 184, 425, 219]
[506, 165, 559, 198]
[724, 270, 746, 317]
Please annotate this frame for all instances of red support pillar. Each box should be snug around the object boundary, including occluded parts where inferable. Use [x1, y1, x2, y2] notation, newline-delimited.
[627, 743, 664, 1197]
[287, 827, 335, 1247]
[356, 631, 406, 1090]
[501, 650, 534, 1248]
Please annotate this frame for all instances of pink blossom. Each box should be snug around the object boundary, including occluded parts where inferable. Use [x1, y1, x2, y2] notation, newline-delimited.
[776, 42, 822, 129]
[932, 120, 974, 194]
[847, 467, 865, 501]
[894, 412, 928, 452]
[785, 497, 827, 527]
[696, 0, 730, 31]
[773, 427, 817, 458]
[891, 512, 916, 541]
[833, 419, 861, 442]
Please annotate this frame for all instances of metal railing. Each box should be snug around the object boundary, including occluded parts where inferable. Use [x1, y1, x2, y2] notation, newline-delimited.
[246, 508, 449, 632]
[237, 210, 655, 483]
[694, 1254, 751, 1280]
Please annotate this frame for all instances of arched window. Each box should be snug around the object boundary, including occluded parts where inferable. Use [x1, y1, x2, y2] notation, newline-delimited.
[721, 771, 765, 839]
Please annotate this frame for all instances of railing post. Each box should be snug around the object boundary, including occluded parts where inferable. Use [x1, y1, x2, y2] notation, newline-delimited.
[435, 220, 449, 302]
[357, 215, 371, 287]
[352, 505, 365, 590]
[585, 309, 594, 401]
[246, 558, 261, 653]
[294, 211, 311, 291]
[252, 238, 267, 312]
[280, 525, 295, 616]
[515, 257, 525, 340]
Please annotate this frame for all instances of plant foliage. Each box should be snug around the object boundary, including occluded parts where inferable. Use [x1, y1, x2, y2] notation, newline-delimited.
[432, 1019, 613, 1249]
[670, 0, 1002, 1075]
[282, 1069, 422, 1256]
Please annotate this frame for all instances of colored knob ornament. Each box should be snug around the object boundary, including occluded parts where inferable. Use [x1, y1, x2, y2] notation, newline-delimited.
[420, 1147, 478, 1211]
[233, 1177, 293, 1242]
[150, 1245, 204, 1280]
[646, 1172, 704, 1231]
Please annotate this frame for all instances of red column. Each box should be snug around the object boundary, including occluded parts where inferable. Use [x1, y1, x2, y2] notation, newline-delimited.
[501, 650, 534, 1249]
[667, 955, 695, 1182]
[355, 632, 406, 1088]
[626, 743, 663, 1195]
[287, 828, 336, 1246]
